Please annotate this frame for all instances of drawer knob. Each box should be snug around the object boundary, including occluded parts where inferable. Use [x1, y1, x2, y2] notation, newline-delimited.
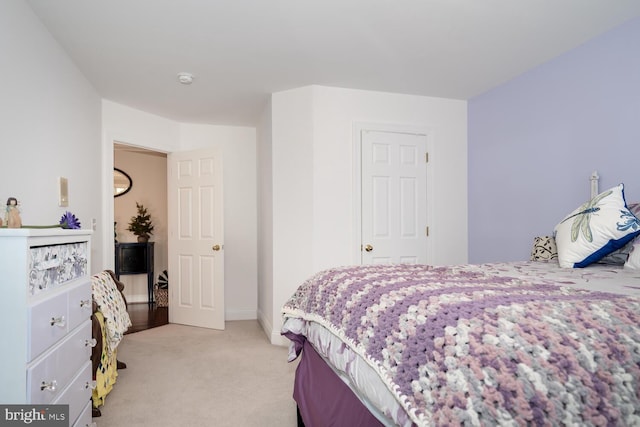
[85, 380, 97, 390]
[50, 316, 66, 327]
[40, 380, 57, 392]
[85, 338, 97, 348]
[80, 299, 92, 308]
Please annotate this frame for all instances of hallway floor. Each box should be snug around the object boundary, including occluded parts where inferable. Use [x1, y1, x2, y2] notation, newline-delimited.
[126, 302, 168, 334]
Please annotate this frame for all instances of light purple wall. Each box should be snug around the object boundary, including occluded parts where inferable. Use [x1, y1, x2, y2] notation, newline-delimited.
[468, 17, 640, 263]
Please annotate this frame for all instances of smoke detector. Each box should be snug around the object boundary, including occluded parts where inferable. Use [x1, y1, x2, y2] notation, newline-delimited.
[177, 72, 194, 85]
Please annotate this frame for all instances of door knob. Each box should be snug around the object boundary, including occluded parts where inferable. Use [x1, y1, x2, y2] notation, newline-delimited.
[212, 244, 222, 251]
[364, 244, 373, 252]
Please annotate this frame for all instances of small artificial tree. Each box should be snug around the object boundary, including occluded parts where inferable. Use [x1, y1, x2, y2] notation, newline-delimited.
[127, 202, 154, 242]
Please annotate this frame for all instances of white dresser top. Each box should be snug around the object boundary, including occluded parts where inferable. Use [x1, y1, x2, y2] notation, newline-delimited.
[0, 228, 92, 237]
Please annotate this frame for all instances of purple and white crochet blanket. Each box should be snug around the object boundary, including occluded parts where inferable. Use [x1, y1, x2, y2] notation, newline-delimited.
[282, 263, 640, 426]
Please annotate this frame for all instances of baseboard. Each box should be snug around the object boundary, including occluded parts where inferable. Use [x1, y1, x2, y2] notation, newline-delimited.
[257, 309, 289, 347]
[225, 309, 257, 321]
[257, 309, 273, 340]
[272, 332, 290, 347]
[126, 295, 149, 304]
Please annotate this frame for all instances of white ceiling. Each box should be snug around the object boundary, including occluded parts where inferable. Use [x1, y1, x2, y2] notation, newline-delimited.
[27, 0, 640, 127]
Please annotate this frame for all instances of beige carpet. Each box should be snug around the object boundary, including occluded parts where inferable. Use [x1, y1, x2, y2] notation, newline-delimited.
[95, 320, 298, 427]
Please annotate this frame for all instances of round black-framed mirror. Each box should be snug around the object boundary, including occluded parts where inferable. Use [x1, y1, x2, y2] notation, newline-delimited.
[114, 168, 132, 197]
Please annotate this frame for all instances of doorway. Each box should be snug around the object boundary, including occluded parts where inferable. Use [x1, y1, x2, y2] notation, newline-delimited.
[113, 143, 168, 307]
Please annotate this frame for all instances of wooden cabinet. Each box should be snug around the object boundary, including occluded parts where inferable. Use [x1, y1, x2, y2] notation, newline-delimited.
[115, 242, 155, 303]
[0, 229, 93, 427]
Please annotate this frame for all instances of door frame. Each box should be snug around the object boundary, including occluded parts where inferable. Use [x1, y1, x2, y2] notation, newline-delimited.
[102, 134, 169, 275]
[352, 122, 435, 265]
[103, 134, 145, 272]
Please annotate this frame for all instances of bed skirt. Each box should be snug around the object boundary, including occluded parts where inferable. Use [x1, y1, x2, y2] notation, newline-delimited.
[294, 339, 384, 427]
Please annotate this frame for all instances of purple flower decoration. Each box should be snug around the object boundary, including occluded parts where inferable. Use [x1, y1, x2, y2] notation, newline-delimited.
[60, 211, 81, 229]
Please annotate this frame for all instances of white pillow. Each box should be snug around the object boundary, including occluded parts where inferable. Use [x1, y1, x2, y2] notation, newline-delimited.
[554, 184, 640, 268]
[624, 237, 640, 269]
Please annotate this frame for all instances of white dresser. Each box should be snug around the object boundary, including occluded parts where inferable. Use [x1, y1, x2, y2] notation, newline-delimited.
[0, 229, 95, 427]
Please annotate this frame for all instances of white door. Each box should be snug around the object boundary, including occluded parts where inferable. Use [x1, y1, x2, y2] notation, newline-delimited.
[167, 148, 225, 329]
[361, 130, 428, 264]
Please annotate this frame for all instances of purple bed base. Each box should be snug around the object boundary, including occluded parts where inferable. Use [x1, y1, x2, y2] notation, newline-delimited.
[293, 339, 384, 427]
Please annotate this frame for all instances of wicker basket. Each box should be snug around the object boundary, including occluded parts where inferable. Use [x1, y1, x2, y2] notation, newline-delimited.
[154, 287, 168, 307]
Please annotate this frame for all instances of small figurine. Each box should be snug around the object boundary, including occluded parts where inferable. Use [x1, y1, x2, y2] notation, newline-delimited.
[6, 197, 22, 228]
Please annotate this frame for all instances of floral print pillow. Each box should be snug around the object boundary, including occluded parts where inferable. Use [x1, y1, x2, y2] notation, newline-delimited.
[554, 184, 640, 268]
[598, 202, 640, 265]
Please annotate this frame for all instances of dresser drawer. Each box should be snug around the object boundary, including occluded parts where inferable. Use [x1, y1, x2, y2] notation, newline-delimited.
[28, 281, 91, 361]
[27, 320, 91, 404]
[72, 400, 94, 427]
[67, 281, 92, 331]
[28, 291, 69, 361]
[53, 361, 92, 425]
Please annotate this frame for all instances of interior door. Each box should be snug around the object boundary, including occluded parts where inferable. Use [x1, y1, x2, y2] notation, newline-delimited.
[167, 148, 225, 329]
[361, 130, 428, 264]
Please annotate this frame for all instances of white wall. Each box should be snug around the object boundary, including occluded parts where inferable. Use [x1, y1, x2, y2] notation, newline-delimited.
[179, 123, 258, 320]
[257, 102, 274, 337]
[0, 0, 103, 271]
[312, 86, 468, 269]
[102, 100, 181, 154]
[265, 85, 467, 344]
[269, 87, 315, 344]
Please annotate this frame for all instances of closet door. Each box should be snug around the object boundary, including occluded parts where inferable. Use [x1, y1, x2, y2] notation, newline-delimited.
[360, 129, 428, 265]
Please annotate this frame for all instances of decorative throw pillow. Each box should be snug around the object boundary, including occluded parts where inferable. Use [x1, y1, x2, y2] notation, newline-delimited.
[554, 184, 640, 268]
[624, 237, 640, 269]
[597, 244, 634, 265]
[630, 202, 640, 215]
[597, 201, 640, 265]
[530, 236, 558, 262]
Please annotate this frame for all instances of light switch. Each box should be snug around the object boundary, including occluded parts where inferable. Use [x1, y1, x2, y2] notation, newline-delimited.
[58, 177, 69, 207]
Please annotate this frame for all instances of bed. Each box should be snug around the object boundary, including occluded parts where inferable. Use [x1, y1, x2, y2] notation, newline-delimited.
[281, 180, 640, 426]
